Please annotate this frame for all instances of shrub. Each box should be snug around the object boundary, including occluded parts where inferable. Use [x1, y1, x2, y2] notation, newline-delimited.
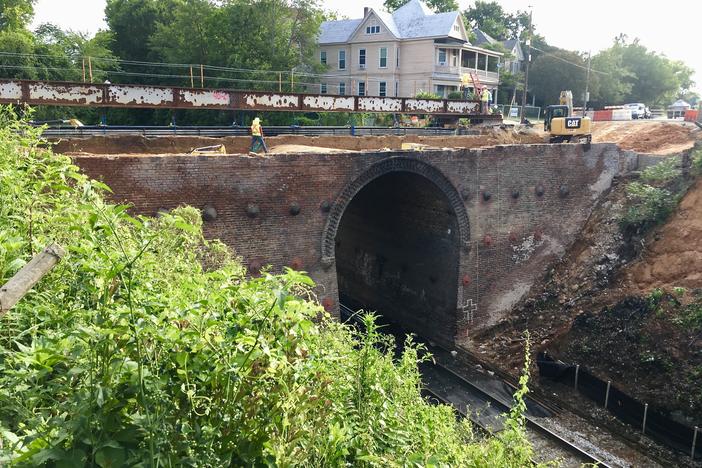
[415, 91, 442, 100]
[620, 182, 677, 231]
[641, 157, 680, 183]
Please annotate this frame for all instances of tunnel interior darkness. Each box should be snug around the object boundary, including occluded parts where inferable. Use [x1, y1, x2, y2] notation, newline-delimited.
[335, 171, 460, 341]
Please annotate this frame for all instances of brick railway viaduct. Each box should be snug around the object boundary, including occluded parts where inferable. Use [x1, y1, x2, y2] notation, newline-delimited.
[71, 142, 637, 346]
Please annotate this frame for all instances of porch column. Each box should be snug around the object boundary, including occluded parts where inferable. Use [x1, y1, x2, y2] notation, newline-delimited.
[484, 54, 488, 72]
[474, 51, 478, 70]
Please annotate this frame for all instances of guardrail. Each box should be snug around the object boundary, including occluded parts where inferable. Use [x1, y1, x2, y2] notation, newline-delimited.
[37, 125, 480, 138]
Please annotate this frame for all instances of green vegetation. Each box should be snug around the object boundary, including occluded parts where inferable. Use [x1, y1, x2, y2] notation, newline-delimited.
[641, 157, 680, 183]
[620, 181, 678, 231]
[0, 107, 537, 466]
[415, 91, 442, 100]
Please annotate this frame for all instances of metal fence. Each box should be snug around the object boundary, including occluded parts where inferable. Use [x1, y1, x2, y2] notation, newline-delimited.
[38, 125, 481, 138]
[538, 352, 700, 461]
[498, 105, 542, 121]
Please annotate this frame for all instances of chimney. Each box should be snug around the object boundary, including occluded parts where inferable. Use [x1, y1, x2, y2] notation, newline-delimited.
[364, 7, 369, 17]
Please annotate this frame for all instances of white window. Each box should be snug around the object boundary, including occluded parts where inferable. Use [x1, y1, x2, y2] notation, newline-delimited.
[338, 50, 346, 69]
[438, 48, 447, 65]
[320, 51, 327, 65]
[359, 49, 366, 68]
[358, 81, 365, 96]
[339, 82, 346, 95]
[379, 81, 387, 97]
[379, 47, 387, 68]
[321, 83, 327, 94]
[366, 25, 380, 34]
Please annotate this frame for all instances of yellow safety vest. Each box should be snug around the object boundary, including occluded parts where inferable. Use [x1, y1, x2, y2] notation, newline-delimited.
[251, 123, 262, 136]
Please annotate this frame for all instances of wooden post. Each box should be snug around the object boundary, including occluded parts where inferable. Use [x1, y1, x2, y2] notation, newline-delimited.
[82, 58, 86, 82]
[0, 244, 66, 315]
[200, 64, 204, 87]
[291, 71, 294, 92]
[88, 57, 93, 83]
[190, 66, 194, 88]
[279, 72, 282, 92]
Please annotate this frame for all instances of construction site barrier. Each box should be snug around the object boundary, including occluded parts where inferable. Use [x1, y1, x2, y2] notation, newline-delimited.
[611, 109, 632, 121]
[592, 110, 613, 121]
[537, 352, 700, 460]
[684, 110, 699, 122]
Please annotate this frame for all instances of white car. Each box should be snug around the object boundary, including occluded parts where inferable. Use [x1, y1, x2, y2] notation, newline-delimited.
[624, 103, 651, 119]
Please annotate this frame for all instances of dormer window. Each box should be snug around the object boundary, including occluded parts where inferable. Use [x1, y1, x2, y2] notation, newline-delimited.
[366, 25, 381, 34]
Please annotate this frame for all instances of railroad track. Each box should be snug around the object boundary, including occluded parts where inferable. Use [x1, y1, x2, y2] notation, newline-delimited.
[421, 358, 611, 467]
[339, 304, 611, 467]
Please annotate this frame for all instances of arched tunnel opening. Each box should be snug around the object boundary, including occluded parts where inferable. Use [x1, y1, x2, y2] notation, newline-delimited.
[335, 171, 460, 343]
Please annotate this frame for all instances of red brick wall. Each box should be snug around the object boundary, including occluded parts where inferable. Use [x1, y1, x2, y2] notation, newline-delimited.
[72, 143, 634, 346]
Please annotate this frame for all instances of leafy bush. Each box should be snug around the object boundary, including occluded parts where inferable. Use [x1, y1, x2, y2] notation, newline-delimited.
[415, 91, 442, 100]
[620, 182, 678, 231]
[691, 146, 702, 175]
[641, 157, 680, 182]
[447, 91, 464, 100]
[0, 107, 536, 466]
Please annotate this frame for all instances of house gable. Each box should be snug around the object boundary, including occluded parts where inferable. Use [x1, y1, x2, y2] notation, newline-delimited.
[348, 10, 399, 43]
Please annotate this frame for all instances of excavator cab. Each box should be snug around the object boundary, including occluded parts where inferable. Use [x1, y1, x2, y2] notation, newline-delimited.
[544, 105, 569, 131]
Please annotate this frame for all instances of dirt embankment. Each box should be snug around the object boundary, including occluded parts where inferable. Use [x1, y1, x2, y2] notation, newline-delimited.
[51, 129, 544, 156]
[474, 173, 702, 421]
[592, 121, 700, 154]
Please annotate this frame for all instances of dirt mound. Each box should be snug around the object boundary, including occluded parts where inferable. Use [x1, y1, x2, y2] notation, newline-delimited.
[51, 130, 546, 156]
[269, 144, 356, 154]
[592, 121, 700, 154]
[622, 179, 702, 292]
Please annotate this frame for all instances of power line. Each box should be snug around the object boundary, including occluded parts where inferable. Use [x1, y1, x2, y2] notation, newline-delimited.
[530, 45, 609, 75]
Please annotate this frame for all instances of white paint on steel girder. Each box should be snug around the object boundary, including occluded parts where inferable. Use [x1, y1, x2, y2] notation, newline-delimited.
[405, 99, 444, 113]
[244, 93, 298, 109]
[302, 95, 354, 111]
[29, 83, 103, 105]
[0, 81, 22, 100]
[109, 85, 173, 106]
[358, 97, 402, 112]
[181, 89, 230, 107]
[447, 101, 479, 114]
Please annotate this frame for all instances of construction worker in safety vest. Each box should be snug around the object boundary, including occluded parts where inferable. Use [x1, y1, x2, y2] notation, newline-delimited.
[481, 88, 491, 114]
[249, 117, 268, 155]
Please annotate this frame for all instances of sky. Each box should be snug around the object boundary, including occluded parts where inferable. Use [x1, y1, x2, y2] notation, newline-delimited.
[31, 0, 701, 94]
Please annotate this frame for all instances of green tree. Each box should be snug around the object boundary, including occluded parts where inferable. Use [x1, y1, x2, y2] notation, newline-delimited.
[529, 49, 588, 107]
[590, 36, 695, 106]
[463, 1, 529, 40]
[105, 0, 174, 61]
[0, 0, 35, 31]
[383, 0, 458, 13]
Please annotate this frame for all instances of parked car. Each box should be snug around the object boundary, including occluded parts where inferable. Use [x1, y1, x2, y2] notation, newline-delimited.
[624, 103, 651, 119]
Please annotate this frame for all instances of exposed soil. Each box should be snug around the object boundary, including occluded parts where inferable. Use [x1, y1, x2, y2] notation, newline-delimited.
[269, 144, 356, 154]
[592, 121, 701, 154]
[472, 166, 702, 427]
[50, 127, 545, 155]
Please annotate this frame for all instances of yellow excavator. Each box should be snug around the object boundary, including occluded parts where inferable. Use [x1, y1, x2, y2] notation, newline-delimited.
[544, 90, 592, 144]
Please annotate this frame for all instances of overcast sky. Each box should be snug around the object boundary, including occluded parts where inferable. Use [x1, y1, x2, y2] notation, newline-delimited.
[31, 0, 701, 95]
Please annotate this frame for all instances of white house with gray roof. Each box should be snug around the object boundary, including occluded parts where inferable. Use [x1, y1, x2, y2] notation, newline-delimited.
[316, 0, 502, 99]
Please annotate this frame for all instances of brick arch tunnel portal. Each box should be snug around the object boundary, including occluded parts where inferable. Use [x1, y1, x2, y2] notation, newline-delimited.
[333, 169, 465, 343]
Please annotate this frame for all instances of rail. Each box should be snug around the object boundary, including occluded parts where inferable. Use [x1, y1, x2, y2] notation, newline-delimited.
[0, 79, 492, 117]
[339, 303, 611, 467]
[37, 125, 479, 138]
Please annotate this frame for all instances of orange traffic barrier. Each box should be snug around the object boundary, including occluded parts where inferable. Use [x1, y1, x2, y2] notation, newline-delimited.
[593, 110, 613, 121]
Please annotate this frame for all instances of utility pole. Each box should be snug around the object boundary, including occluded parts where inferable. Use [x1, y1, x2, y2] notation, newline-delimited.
[520, 7, 533, 124]
[583, 51, 591, 117]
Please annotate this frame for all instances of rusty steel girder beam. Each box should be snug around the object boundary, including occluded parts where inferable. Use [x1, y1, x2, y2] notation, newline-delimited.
[0, 79, 484, 116]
